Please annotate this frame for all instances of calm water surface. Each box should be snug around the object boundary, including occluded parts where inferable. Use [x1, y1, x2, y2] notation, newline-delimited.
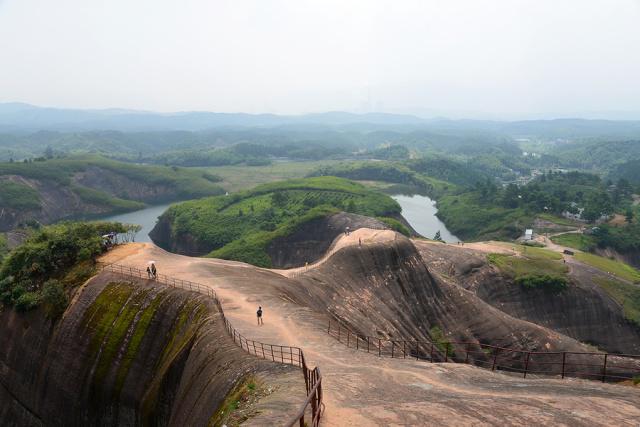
[98, 203, 172, 242]
[392, 194, 460, 243]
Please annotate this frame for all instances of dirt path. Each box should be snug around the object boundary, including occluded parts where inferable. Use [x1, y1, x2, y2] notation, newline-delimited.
[100, 233, 640, 425]
[271, 228, 397, 277]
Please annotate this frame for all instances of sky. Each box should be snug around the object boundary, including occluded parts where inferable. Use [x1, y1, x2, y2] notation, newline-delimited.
[1, 0, 639, 119]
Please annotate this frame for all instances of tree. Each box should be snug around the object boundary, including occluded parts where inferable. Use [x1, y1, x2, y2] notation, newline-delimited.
[271, 191, 288, 207]
[433, 230, 442, 242]
[626, 209, 634, 224]
[124, 224, 142, 242]
[44, 146, 54, 159]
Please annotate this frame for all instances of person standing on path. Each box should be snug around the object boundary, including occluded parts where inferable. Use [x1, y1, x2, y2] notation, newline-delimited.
[146, 266, 152, 279]
[151, 263, 157, 279]
[257, 306, 263, 325]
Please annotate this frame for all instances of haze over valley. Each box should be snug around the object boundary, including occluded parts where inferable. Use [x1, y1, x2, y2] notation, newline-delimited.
[1, 1, 640, 426]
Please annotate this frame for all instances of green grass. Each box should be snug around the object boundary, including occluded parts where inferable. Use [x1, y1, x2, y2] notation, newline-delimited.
[551, 233, 596, 251]
[575, 252, 640, 283]
[594, 277, 640, 326]
[488, 246, 567, 279]
[164, 176, 401, 267]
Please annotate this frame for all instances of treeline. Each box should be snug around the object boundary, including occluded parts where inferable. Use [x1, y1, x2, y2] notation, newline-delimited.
[0, 222, 133, 317]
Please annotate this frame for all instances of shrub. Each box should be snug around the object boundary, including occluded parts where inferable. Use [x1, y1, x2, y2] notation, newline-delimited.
[15, 292, 40, 311]
[515, 274, 568, 293]
[41, 279, 68, 319]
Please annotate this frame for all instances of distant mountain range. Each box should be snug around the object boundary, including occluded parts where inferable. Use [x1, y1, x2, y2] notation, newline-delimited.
[2, 102, 640, 138]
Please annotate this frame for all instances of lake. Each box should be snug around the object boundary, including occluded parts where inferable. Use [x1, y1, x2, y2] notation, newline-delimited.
[392, 194, 460, 243]
[98, 203, 172, 242]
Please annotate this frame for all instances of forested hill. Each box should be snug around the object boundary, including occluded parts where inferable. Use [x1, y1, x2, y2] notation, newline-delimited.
[150, 176, 408, 267]
[0, 155, 224, 231]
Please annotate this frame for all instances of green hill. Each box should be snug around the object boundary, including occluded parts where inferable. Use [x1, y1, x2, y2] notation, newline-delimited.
[151, 176, 402, 266]
[0, 155, 224, 231]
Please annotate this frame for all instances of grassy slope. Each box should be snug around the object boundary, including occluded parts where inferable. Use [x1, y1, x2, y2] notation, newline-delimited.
[488, 245, 567, 279]
[575, 252, 640, 283]
[551, 233, 596, 251]
[594, 277, 640, 326]
[0, 155, 224, 215]
[163, 176, 401, 267]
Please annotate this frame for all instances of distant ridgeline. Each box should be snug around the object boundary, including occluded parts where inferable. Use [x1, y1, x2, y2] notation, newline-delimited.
[150, 176, 408, 267]
[0, 155, 224, 231]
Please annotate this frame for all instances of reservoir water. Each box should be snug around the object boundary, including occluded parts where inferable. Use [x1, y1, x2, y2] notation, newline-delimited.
[392, 194, 460, 243]
[98, 203, 172, 242]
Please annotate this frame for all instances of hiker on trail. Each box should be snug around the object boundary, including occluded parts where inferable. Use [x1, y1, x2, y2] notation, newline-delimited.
[151, 263, 157, 279]
[359, 237, 362, 247]
[345, 226, 350, 236]
[146, 266, 152, 279]
[257, 306, 263, 325]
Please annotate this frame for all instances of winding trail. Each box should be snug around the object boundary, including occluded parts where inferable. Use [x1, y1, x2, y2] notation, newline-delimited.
[100, 230, 640, 426]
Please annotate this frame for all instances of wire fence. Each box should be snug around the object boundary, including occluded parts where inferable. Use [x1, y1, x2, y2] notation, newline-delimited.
[98, 262, 323, 426]
[327, 320, 640, 383]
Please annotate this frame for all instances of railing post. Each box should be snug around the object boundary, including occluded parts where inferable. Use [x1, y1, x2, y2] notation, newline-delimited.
[356, 335, 359, 350]
[492, 347, 499, 371]
[367, 336, 370, 353]
[465, 343, 470, 364]
[416, 340, 419, 361]
[430, 342, 434, 362]
[391, 341, 395, 358]
[338, 324, 341, 342]
[403, 341, 406, 359]
[561, 352, 567, 379]
[328, 319, 331, 334]
[347, 330, 350, 347]
[524, 352, 531, 378]
[379, 338, 382, 357]
[602, 354, 608, 383]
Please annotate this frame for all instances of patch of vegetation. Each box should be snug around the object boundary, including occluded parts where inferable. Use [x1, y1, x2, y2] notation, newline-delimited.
[488, 246, 567, 280]
[0, 234, 8, 262]
[429, 325, 455, 357]
[71, 185, 144, 212]
[210, 375, 264, 427]
[376, 217, 410, 236]
[163, 177, 401, 267]
[0, 221, 127, 312]
[575, 252, 640, 283]
[114, 290, 169, 396]
[0, 181, 41, 210]
[436, 192, 533, 241]
[551, 233, 596, 251]
[515, 274, 568, 293]
[594, 277, 640, 326]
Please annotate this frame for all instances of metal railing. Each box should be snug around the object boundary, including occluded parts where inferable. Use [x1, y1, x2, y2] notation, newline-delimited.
[99, 262, 323, 426]
[327, 319, 640, 383]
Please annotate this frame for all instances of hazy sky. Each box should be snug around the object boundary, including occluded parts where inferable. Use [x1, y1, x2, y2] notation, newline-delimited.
[1, 0, 639, 118]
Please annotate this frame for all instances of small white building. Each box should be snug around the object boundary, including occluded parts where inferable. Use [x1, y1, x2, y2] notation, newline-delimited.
[524, 229, 534, 241]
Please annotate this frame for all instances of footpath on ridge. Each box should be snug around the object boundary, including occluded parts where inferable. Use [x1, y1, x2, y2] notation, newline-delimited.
[100, 230, 640, 426]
